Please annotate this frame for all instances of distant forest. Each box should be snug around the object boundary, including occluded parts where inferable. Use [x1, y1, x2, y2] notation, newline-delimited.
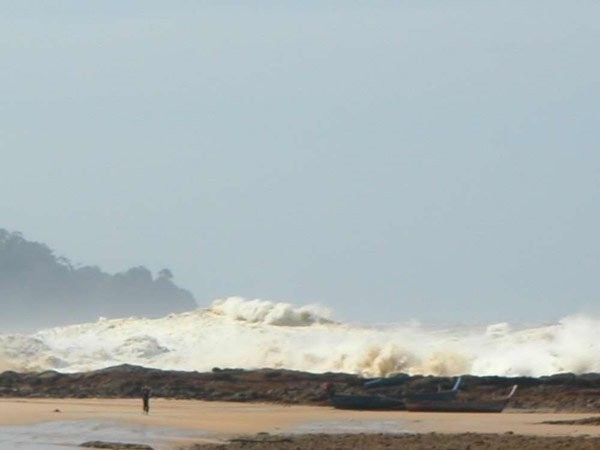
[0, 229, 196, 331]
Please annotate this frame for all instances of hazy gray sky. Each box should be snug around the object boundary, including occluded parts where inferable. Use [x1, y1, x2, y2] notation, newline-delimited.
[2, 1, 599, 324]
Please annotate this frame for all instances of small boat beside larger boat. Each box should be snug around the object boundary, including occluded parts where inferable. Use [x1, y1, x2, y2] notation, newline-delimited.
[328, 376, 462, 411]
[405, 376, 462, 402]
[363, 373, 410, 388]
[404, 384, 518, 413]
[329, 393, 406, 410]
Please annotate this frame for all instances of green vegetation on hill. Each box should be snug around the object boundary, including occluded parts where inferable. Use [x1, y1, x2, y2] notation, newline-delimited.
[0, 229, 196, 330]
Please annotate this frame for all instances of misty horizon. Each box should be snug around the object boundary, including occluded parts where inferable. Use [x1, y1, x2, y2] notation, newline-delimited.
[1, 228, 593, 332]
[2, 2, 600, 327]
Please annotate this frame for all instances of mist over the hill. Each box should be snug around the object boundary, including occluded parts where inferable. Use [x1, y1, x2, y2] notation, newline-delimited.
[0, 229, 196, 331]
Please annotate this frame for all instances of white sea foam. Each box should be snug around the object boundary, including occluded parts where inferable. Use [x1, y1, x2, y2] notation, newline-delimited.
[1, 297, 599, 377]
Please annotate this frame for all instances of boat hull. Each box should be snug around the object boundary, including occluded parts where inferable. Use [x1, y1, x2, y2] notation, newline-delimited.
[405, 399, 509, 413]
[405, 385, 518, 413]
[330, 394, 405, 410]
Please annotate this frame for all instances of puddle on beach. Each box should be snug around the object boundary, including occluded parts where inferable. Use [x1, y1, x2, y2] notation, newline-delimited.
[293, 418, 409, 434]
[0, 416, 409, 449]
[0, 419, 212, 450]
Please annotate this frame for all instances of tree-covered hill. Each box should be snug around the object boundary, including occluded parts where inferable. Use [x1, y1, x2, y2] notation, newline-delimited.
[0, 229, 196, 331]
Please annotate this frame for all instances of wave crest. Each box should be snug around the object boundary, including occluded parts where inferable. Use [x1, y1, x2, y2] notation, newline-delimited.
[208, 296, 331, 326]
[2, 298, 600, 378]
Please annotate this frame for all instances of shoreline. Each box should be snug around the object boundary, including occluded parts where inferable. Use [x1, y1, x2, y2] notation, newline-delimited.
[2, 398, 600, 437]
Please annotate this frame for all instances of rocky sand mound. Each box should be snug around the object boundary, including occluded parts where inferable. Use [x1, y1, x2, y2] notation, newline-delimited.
[2, 365, 600, 412]
[181, 432, 600, 450]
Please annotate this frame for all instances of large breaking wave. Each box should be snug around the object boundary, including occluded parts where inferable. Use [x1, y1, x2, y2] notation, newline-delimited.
[1, 296, 599, 377]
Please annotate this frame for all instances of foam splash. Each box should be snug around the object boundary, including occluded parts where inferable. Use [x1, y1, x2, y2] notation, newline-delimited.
[1, 297, 599, 377]
[208, 296, 331, 326]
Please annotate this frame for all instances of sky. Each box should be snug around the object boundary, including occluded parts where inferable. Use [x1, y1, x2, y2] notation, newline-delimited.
[2, 1, 599, 325]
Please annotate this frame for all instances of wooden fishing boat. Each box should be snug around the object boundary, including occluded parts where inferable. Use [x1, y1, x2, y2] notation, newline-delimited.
[405, 376, 462, 402]
[329, 393, 406, 410]
[405, 384, 518, 413]
[329, 377, 461, 410]
[363, 373, 410, 388]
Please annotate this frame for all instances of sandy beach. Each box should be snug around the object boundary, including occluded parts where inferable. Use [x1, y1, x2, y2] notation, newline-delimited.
[2, 398, 600, 449]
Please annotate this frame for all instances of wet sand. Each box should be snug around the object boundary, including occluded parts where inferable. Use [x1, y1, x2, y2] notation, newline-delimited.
[2, 398, 600, 449]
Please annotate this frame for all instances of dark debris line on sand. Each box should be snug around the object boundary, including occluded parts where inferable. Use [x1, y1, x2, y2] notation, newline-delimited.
[542, 416, 600, 426]
[178, 432, 600, 450]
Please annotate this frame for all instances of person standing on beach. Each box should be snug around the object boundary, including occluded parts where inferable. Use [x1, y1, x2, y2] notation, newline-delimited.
[141, 385, 152, 414]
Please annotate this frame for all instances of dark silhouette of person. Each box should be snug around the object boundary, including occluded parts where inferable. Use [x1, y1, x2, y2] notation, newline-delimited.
[141, 385, 152, 414]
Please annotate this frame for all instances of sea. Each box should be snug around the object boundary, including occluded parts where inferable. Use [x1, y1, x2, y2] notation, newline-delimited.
[1, 296, 600, 378]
